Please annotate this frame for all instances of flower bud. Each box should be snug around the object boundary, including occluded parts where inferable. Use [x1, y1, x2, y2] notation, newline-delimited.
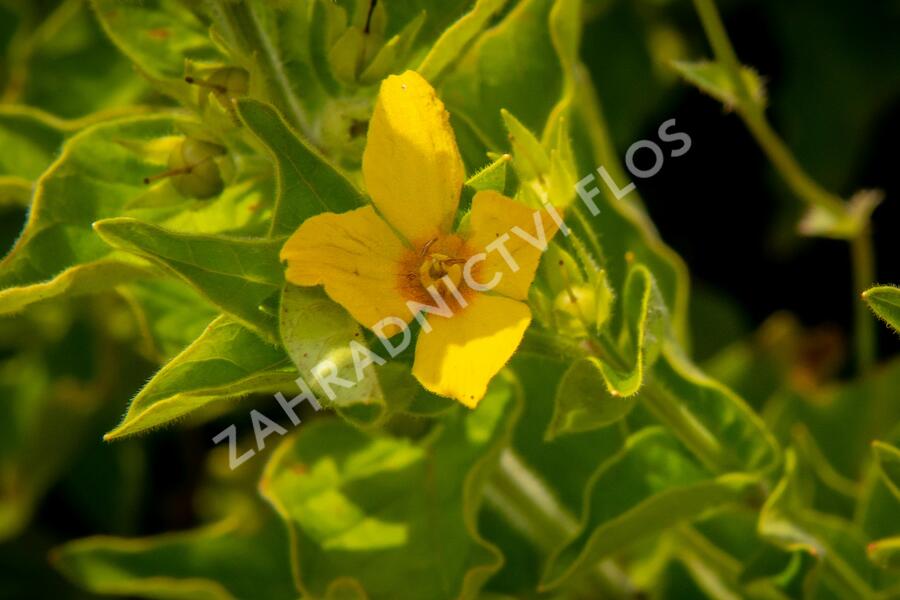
[187, 67, 249, 110]
[553, 285, 596, 338]
[166, 138, 226, 199]
[551, 269, 614, 337]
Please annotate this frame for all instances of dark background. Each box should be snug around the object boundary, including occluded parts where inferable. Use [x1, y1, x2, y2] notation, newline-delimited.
[582, 0, 900, 362]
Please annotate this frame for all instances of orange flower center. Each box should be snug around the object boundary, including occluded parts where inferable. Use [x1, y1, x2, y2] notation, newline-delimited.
[397, 234, 475, 306]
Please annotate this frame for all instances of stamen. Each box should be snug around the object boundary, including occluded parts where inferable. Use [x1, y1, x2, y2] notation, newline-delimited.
[143, 154, 215, 185]
[143, 166, 192, 185]
[420, 237, 437, 256]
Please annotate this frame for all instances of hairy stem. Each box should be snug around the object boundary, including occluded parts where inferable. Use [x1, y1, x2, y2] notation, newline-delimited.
[692, 0, 845, 218]
[591, 335, 737, 474]
[692, 0, 877, 372]
[485, 449, 638, 597]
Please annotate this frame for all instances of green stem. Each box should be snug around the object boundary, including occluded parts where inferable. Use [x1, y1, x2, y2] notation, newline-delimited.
[642, 386, 736, 474]
[211, 0, 308, 133]
[852, 230, 876, 372]
[737, 112, 847, 218]
[485, 450, 637, 597]
[692, 0, 878, 372]
[590, 334, 736, 474]
[485, 450, 577, 551]
[692, 0, 845, 218]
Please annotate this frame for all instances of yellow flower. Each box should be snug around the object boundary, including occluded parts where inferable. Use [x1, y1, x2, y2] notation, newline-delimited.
[280, 71, 559, 407]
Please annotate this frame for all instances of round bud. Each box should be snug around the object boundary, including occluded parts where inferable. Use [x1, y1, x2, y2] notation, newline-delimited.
[168, 138, 226, 199]
[189, 67, 249, 111]
[208, 67, 249, 97]
[552, 271, 614, 338]
[553, 285, 597, 337]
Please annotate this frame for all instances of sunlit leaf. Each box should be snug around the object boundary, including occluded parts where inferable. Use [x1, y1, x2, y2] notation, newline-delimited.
[280, 284, 385, 426]
[236, 99, 363, 237]
[260, 374, 521, 599]
[0, 115, 184, 314]
[863, 285, 900, 335]
[441, 0, 562, 150]
[418, 0, 509, 83]
[0, 106, 65, 181]
[105, 317, 295, 440]
[117, 278, 220, 363]
[546, 356, 637, 440]
[596, 263, 667, 397]
[464, 153, 511, 196]
[94, 218, 284, 340]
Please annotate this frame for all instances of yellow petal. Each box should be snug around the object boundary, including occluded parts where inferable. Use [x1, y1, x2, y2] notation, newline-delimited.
[280, 206, 411, 333]
[466, 190, 560, 301]
[412, 294, 531, 407]
[362, 70, 464, 245]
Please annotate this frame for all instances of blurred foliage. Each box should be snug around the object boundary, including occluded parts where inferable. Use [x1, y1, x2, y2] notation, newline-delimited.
[0, 0, 898, 598]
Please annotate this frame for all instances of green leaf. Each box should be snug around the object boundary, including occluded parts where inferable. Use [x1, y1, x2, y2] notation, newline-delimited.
[868, 537, 900, 570]
[647, 343, 780, 474]
[765, 357, 900, 483]
[510, 354, 626, 514]
[501, 109, 551, 183]
[596, 263, 667, 397]
[236, 99, 363, 237]
[10, 1, 149, 118]
[863, 285, 900, 335]
[0, 114, 193, 314]
[464, 153, 511, 195]
[118, 278, 220, 363]
[279, 284, 385, 426]
[379, 0, 495, 54]
[759, 450, 882, 598]
[546, 356, 638, 439]
[0, 177, 32, 209]
[0, 106, 65, 180]
[418, 0, 510, 83]
[672, 60, 767, 108]
[93, 218, 284, 340]
[51, 505, 295, 599]
[92, 0, 221, 81]
[540, 427, 759, 590]
[798, 189, 882, 240]
[260, 374, 521, 599]
[0, 258, 156, 315]
[441, 0, 563, 151]
[105, 316, 295, 440]
[873, 441, 900, 502]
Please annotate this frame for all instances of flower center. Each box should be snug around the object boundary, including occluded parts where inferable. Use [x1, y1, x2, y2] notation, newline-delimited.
[419, 252, 465, 294]
[397, 235, 474, 306]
